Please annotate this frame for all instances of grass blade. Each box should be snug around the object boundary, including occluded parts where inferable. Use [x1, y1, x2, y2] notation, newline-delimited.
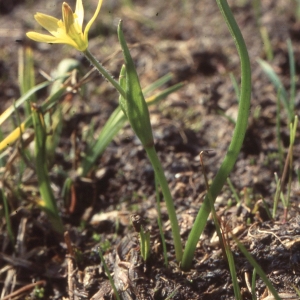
[18, 46, 37, 115]
[257, 58, 292, 122]
[142, 72, 172, 96]
[182, 0, 251, 270]
[0, 81, 50, 127]
[201, 152, 241, 299]
[31, 105, 63, 234]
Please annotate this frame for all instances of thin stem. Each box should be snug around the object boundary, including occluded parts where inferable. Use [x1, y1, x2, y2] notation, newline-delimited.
[155, 175, 169, 267]
[83, 49, 126, 99]
[181, 0, 251, 270]
[145, 146, 183, 262]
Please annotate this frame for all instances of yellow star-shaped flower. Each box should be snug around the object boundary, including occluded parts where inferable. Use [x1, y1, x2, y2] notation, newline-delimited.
[26, 0, 103, 52]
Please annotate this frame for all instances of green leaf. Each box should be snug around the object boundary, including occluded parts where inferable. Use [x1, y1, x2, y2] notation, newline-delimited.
[32, 105, 63, 234]
[182, 0, 251, 270]
[117, 20, 154, 148]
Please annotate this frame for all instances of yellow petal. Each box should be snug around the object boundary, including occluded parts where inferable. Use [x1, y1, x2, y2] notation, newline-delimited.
[61, 2, 86, 50]
[26, 32, 59, 43]
[62, 2, 75, 33]
[83, 0, 103, 44]
[26, 31, 78, 49]
[75, 0, 84, 28]
[34, 13, 60, 34]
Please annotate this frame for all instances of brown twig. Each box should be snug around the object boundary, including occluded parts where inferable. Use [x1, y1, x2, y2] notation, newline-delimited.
[64, 231, 75, 300]
[1, 280, 46, 300]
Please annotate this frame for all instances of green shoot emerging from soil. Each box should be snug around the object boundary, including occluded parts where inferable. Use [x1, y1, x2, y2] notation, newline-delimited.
[22, 0, 251, 268]
[181, 0, 251, 270]
[2, 0, 298, 298]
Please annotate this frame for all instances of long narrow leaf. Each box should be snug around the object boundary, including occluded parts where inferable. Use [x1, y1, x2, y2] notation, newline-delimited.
[146, 82, 184, 106]
[142, 72, 173, 96]
[18, 47, 37, 115]
[257, 58, 292, 121]
[226, 245, 241, 299]
[0, 81, 50, 126]
[118, 21, 183, 262]
[182, 0, 251, 270]
[32, 105, 63, 234]
[118, 21, 153, 148]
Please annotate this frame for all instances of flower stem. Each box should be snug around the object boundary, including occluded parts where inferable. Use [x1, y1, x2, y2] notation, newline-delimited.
[83, 49, 126, 99]
[145, 146, 183, 262]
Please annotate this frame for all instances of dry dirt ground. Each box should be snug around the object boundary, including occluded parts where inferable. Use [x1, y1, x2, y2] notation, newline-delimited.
[1, 0, 300, 299]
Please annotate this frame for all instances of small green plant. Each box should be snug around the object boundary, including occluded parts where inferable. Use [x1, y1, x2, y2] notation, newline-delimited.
[0, 0, 289, 298]
[273, 116, 298, 221]
[259, 27, 274, 61]
[3, 5, 282, 300]
[13, 0, 251, 269]
[131, 214, 151, 261]
[0, 0, 181, 239]
[259, 40, 298, 222]
[252, 0, 274, 61]
[117, 22, 183, 262]
[33, 286, 45, 299]
[139, 227, 151, 261]
[258, 38, 296, 123]
[181, 0, 251, 270]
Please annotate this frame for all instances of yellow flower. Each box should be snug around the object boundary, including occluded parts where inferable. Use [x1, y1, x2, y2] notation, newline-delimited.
[26, 0, 102, 51]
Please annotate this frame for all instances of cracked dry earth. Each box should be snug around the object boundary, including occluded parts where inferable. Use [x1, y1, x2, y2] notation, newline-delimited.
[1, 0, 300, 299]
